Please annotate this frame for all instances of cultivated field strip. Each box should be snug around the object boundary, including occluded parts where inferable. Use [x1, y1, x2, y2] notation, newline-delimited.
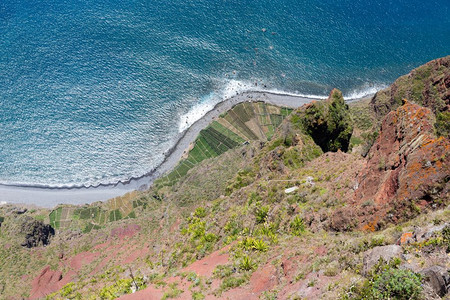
[157, 102, 293, 186]
[48, 191, 140, 233]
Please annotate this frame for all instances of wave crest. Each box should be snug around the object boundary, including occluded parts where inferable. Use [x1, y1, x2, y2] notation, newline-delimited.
[178, 80, 386, 133]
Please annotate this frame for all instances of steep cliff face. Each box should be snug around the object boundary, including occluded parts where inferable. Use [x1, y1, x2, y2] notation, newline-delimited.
[348, 100, 449, 231]
[371, 56, 450, 118]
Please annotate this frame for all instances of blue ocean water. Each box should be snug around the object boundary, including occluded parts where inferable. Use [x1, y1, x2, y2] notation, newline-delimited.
[0, 0, 449, 187]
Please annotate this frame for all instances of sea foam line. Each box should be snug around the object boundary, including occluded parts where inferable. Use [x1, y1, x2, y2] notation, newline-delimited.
[178, 80, 386, 133]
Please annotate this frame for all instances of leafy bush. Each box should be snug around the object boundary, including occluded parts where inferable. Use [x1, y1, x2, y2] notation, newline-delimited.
[442, 225, 450, 252]
[371, 268, 422, 299]
[239, 255, 256, 271]
[225, 168, 255, 195]
[255, 206, 269, 224]
[290, 216, 305, 236]
[220, 276, 247, 291]
[214, 264, 235, 278]
[193, 207, 206, 218]
[252, 239, 269, 252]
[435, 110, 450, 138]
[238, 237, 268, 252]
[162, 283, 182, 300]
[347, 259, 423, 300]
[192, 291, 205, 300]
[98, 277, 147, 299]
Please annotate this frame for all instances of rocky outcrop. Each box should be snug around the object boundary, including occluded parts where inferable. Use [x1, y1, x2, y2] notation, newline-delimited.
[362, 245, 403, 276]
[371, 56, 450, 118]
[421, 266, 450, 297]
[331, 100, 449, 231]
[357, 101, 448, 229]
[21, 218, 55, 248]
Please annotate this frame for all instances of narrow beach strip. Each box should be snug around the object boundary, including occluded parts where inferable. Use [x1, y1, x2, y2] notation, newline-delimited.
[0, 91, 372, 208]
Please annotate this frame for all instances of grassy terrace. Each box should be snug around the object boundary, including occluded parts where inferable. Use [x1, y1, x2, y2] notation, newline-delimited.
[49, 191, 143, 233]
[156, 102, 292, 186]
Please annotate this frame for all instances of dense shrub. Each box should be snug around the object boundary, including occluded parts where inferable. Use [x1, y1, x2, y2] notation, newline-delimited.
[254, 206, 269, 224]
[347, 259, 423, 300]
[301, 89, 353, 152]
[371, 268, 422, 299]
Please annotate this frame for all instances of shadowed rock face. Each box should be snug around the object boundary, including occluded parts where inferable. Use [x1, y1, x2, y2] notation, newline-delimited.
[21, 218, 55, 248]
[421, 266, 449, 297]
[331, 101, 449, 231]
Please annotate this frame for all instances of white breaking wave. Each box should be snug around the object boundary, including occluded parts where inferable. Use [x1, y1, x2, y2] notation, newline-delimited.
[178, 79, 387, 133]
[344, 83, 387, 100]
[178, 101, 216, 133]
[178, 80, 256, 132]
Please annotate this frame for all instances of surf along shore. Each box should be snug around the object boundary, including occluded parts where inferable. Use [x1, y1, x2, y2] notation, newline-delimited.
[0, 90, 372, 208]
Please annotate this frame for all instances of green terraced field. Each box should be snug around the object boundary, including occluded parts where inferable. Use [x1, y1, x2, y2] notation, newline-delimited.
[48, 191, 141, 233]
[157, 102, 293, 186]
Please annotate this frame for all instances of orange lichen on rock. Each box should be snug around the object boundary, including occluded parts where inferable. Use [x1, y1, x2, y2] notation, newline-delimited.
[346, 100, 449, 231]
[399, 232, 414, 245]
[362, 217, 379, 232]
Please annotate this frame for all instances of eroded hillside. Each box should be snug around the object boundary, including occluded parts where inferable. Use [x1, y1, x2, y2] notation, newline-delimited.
[0, 57, 449, 300]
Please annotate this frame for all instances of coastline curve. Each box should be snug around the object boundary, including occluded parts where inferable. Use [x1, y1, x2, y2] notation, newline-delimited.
[0, 90, 373, 207]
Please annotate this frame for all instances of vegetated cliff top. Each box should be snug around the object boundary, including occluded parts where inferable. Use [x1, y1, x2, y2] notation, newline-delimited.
[371, 55, 449, 117]
[0, 57, 449, 300]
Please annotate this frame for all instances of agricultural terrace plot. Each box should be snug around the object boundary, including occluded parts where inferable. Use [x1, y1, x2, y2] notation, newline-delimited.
[157, 102, 293, 186]
[47, 191, 141, 233]
[49, 207, 62, 229]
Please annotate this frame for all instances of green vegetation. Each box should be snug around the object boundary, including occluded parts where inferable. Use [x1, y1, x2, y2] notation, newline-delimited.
[371, 56, 449, 118]
[238, 237, 268, 252]
[347, 259, 423, 300]
[46, 191, 145, 233]
[156, 102, 292, 186]
[435, 111, 450, 138]
[98, 277, 147, 300]
[191, 291, 205, 300]
[49, 207, 62, 229]
[162, 283, 183, 299]
[2, 58, 450, 299]
[371, 268, 422, 299]
[300, 89, 353, 152]
[239, 255, 256, 271]
[290, 216, 306, 236]
[220, 276, 248, 291]
[254, 205, 269, 224]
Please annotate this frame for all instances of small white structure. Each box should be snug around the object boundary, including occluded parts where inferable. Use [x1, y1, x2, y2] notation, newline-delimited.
[284, 186, 299, 194]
